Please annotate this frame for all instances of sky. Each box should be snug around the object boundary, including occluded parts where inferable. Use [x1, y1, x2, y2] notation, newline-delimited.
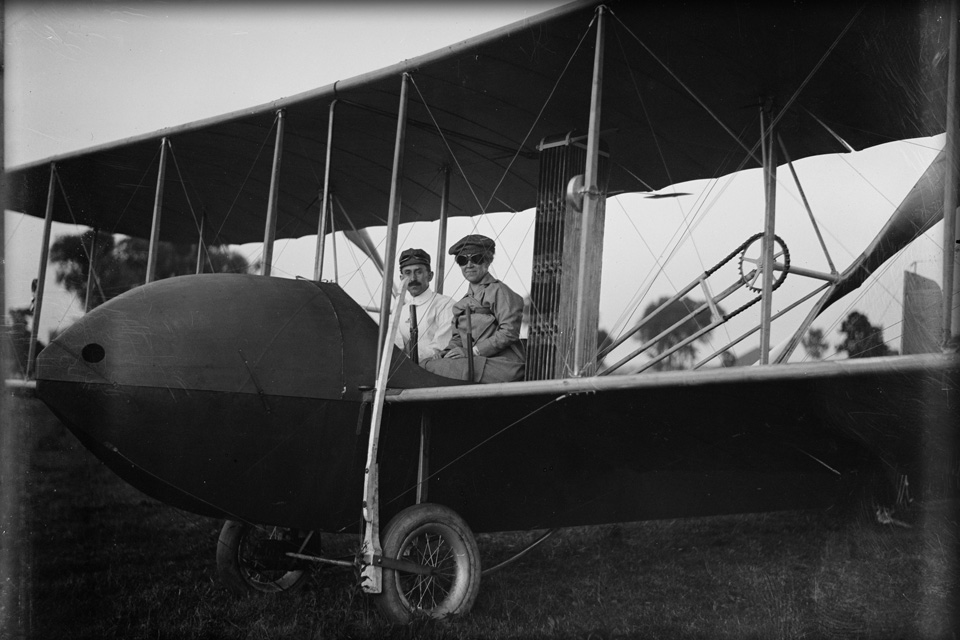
[3, 1, 948, 367]
[3, 1, 563, 340]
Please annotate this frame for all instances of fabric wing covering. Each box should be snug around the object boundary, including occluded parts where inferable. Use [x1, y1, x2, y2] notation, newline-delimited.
[5, 0, 950, 247]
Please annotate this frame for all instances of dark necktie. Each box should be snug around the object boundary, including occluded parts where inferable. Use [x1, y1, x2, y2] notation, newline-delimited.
[409, 303, 419, 364]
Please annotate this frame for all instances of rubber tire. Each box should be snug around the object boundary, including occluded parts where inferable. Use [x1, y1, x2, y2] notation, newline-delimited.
[216, 520, 310, 595]
[375, 503, 481, 624]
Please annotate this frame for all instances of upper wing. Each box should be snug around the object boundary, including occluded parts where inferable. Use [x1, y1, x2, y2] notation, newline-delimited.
[5, 0, 949, 246]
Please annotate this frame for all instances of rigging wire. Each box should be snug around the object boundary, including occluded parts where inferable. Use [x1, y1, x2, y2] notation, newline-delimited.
[479, 11, 598, 216]
[49, 172, 99, 320]
[226, 116, 332, 272]
[405, 76, 538, 310]
[375, 394, 565, 514]
[790, 138, 947, 362]
[608, 11, 731, 353]
[399, 6, 596, 325]
[817, 239, 937, 361]
[407, 77, 486, 216]
[333, 195, 384, 306]
[109, 143, 162, 236]
[602, 11, 765, 347]
[165, 142, 219, 274]
[611, 8, 862, 350]
[612, 23, 674, 191]
[3, 212, 28, 255]
[802, 211, 945, 363]
[606, 7, 761, 168]
[211, 111, 279, 246]
[608, 1, 870, 207]
[608, 3, 864, 178]
[604, 168, 744, 349]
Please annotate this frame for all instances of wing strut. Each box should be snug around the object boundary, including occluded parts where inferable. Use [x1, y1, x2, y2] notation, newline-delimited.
[145, 138, 169, 284]
[943, 0, 959, 347]
[261, 110, 285, 276]
[758, 104, 778, 365]
[572, 5, 606, 377]
[26, 163, 56, 379]
[435, 165, 451, 295]
[314, 100, 336, 281]
[329, 198, 339, 283]
[84, 228, 98, 311]
[361, 277, 410, 594]
[194, 214, 206, 274]
[376, 73, 410, 366]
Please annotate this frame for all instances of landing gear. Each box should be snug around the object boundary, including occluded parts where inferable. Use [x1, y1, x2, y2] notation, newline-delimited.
[216, 520, 312, 595]
[375, 503, 481, 623]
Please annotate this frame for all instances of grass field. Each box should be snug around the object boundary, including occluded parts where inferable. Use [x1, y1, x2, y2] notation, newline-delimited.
[7, 396, 959, 639]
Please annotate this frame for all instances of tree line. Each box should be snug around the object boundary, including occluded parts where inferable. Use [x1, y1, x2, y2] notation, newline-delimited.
[4, 231, 249, 377]
[629, 296, 896, 371]
[6, 232, 896, 377]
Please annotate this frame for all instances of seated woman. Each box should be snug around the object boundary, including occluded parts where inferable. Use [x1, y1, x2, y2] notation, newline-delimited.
[424, 234, 525, 383]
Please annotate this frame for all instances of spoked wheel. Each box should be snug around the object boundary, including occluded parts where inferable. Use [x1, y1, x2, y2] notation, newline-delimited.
[216, 520, 312, 595]
[375, 503, 481, 624]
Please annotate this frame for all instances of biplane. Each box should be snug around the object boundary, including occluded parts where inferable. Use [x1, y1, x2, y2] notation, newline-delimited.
[6, 0, 959, 624]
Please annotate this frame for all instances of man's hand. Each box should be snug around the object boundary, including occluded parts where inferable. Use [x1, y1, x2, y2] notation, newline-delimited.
[443, 346, 466, 359]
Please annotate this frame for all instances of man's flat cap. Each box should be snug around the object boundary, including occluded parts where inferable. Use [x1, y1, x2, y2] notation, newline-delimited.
[399, 248, 431, 268]
[448, 234, 496, 256]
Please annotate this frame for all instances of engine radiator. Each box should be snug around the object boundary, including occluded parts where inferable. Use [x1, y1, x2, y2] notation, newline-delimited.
[526, 133, 608, 380]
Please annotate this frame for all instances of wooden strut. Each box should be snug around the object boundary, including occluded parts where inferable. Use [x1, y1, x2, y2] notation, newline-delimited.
[360, 277, 409, 594]
[329, 199, 339, 284]
[416, 410, 431, 504]
[194, 213, 206, 275]
[777, 135, 837, 275]
[261, 110, 285, 277]
[145, 137, 168, 284]
[26, 163, 57, 379]
[315, 100, 336, 281]
[758, 105, 778, 365]
[572, 5, 605, 377]
[944, 0, 959, 345]
[363, 72, 411, 594]
[435, 165, 450, 294]
[377, 73, 409, 364]
[702, 284, 830, 368]
[84, 228, 99, 312]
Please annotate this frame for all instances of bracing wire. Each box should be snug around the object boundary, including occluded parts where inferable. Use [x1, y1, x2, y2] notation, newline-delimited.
[110, 143, 163, 235]
[406, 9, 595, 218]
[53, 172, 107, 308]
[608, 2, 867, 196]
[482, 12, 598, 215]
[212, 111, 281, 249]
[375, 394, 565, 514]
[166, 142, 220, 274]
[405, 75, 546, 311]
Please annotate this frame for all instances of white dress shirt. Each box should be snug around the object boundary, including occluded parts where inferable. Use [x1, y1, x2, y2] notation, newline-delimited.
[394, 289, 456, 361]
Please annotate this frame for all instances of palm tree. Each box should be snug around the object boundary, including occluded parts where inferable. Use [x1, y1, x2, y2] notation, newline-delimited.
[837, 312, 897, 358]
[634, 296, 716, 370]
[801, 327, 828, 360]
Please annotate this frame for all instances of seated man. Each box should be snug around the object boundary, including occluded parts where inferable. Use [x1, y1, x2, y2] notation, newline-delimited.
[395, 248, 455, 364]
[424, 234, 525, 383]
